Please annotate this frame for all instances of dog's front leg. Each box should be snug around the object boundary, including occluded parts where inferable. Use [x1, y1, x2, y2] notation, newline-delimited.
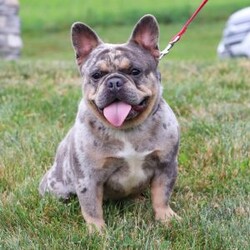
[75, 177, 105, 232]
[151, 158, 180, 223]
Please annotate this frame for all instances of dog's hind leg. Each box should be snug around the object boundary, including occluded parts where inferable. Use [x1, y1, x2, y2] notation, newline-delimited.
[39, 171, 50, 196]
[38, 165, 74, 200]
[39, 131, 76, 199]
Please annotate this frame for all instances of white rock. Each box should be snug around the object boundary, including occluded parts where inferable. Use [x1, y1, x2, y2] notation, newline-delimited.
[7, 34, 22, 48]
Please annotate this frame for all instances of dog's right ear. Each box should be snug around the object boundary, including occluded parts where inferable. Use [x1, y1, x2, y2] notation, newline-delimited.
[129, 15, 160, 60]
[71, 22, 102, 66]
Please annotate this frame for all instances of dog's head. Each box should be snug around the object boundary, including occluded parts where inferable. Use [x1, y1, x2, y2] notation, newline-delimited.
[71, 15, 162, 129]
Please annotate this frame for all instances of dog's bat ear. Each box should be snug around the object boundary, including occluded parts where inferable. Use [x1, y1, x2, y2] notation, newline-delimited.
[129, 15, 160, 59]
[71, 22, 102, 66]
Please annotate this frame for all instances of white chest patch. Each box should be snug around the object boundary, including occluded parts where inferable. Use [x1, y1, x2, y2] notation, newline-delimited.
[116, 138, 153, 193]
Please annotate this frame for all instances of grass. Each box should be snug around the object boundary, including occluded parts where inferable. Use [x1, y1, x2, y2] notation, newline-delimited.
[19, 0, 249, 61]
[1, 0, 250, 249]
[19, 0, 250, 31]
[21, 22, 225, 61]
[0, 59, 249, 249]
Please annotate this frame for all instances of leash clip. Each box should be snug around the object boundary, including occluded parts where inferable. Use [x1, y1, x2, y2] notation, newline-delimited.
[159, 0, 209, 60]
[159, 35, 180, 59]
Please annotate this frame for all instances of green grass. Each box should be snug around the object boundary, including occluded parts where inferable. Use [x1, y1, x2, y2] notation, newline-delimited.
[20, 0, 250, 31]
[19, 0, 249, 61]
[21, 22, 225, 61]
[0, 59, 249, 249]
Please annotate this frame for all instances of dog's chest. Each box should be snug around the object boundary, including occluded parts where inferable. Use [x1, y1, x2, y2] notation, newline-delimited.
[107, 139, 154, 196]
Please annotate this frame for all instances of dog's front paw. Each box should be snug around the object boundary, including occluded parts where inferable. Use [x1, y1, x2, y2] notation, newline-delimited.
[155, 205, 181, 224]
[87, 219, 106, 234]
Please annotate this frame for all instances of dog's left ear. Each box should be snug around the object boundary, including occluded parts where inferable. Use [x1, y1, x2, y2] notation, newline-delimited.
[129, 15, 160, 59]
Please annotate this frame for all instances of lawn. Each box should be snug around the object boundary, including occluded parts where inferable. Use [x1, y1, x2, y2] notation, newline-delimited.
[19, 0, 250, 31]
[1, 0, 250, 249]
[19, 0, 249, 61]
[0, 59, 249, 249]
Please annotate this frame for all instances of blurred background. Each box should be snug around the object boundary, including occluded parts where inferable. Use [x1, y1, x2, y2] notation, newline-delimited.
[18, 0, 250, 61]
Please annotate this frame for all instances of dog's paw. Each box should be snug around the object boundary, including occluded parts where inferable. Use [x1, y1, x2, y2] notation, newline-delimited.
[155, 205, 181, 224]
[87, 220, 106, 234]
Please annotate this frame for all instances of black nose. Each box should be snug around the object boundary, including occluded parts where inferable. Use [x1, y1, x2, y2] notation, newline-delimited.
[106, 77, 124, 91]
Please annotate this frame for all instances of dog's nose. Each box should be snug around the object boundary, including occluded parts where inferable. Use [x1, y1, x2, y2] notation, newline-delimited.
[107, 77, 124, 91]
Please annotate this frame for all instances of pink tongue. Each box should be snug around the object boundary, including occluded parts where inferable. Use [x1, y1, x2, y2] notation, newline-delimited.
[103, 101, 132, 127]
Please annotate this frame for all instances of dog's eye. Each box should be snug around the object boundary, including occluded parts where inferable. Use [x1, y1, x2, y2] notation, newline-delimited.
[92, 72, 102, 80]
[131, 68, 141, 76]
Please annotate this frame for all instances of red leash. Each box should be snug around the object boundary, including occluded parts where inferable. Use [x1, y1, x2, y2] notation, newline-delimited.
[160, 0, 209, 59]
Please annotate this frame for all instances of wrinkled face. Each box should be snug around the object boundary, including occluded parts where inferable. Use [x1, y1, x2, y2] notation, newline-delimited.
[82, 44, 161, 128]
[72, 15, 162, 129]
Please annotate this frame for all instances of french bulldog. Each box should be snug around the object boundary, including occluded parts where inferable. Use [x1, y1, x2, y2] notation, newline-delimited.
[39, 14, 180, 231]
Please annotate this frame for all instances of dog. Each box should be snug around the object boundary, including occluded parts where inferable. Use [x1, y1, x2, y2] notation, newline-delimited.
[39, 14, 180, 231]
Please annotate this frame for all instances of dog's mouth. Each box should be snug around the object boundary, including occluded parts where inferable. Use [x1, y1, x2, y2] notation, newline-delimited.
[98, 98, 149, 127]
